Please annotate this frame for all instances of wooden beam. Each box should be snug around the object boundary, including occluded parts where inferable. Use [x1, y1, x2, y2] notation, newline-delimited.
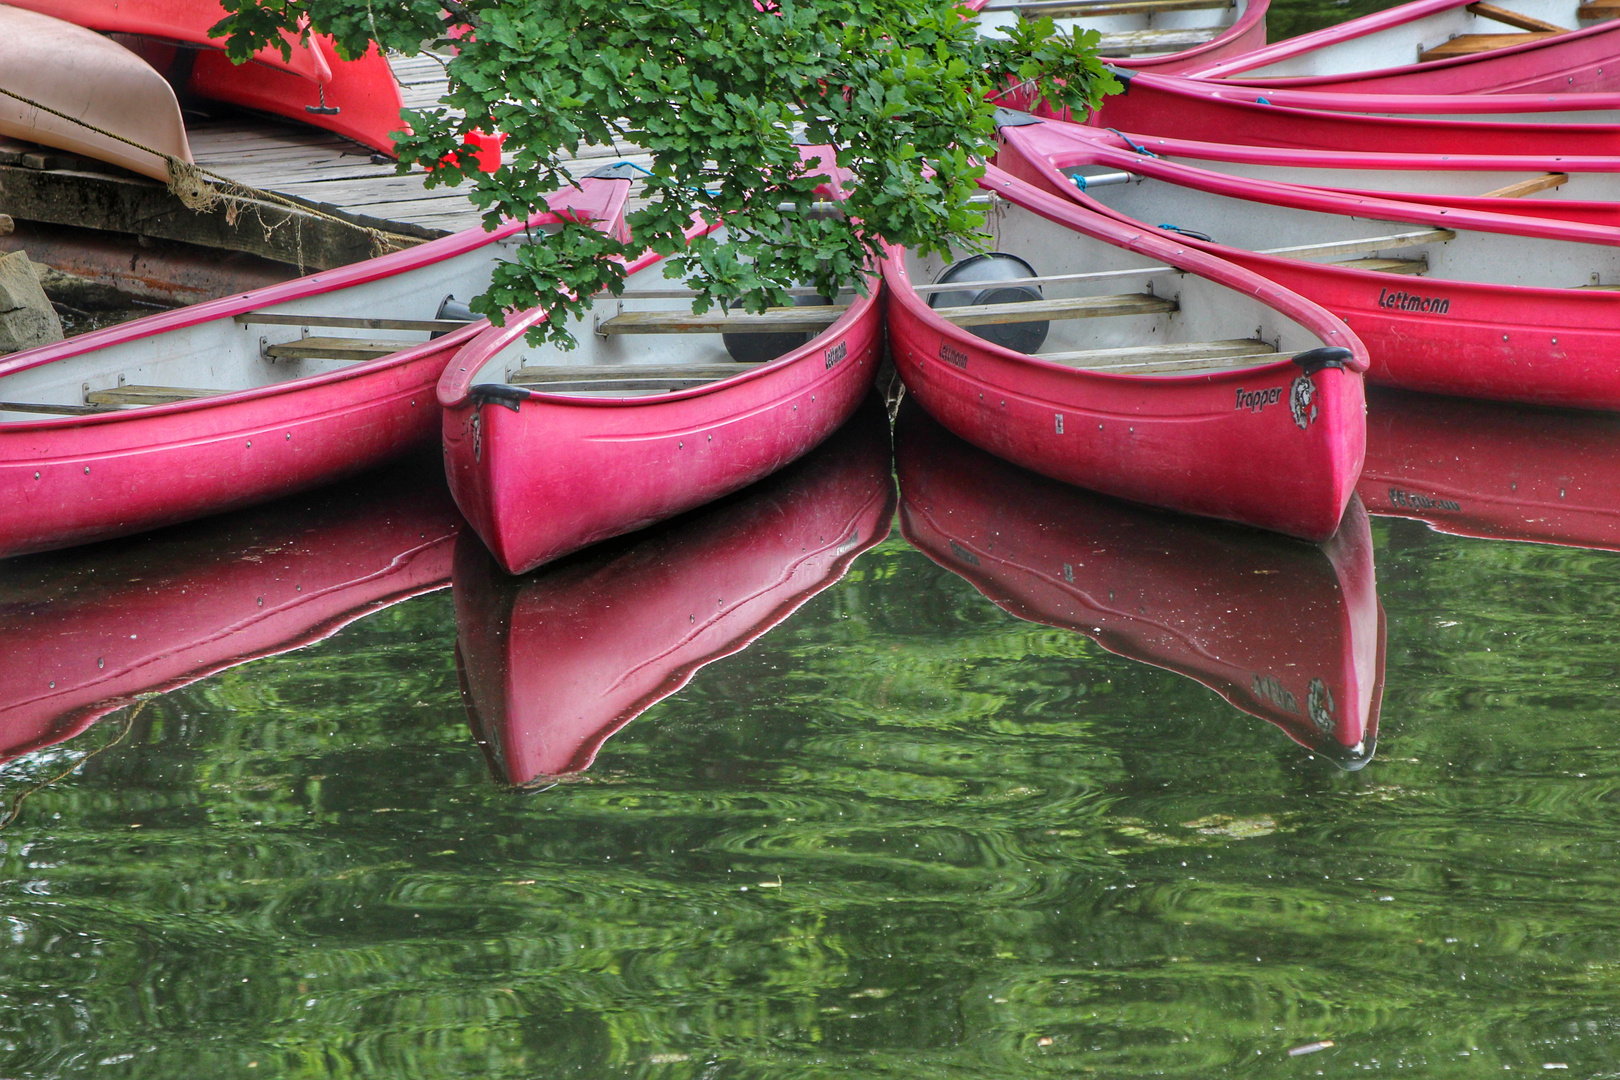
[84, 385, 219, 406]
[236, 313, 469, 332]
[1479, 172, 1569, 198]
[0, 399, 117, 415]
[1578, 0, 1620, 20]
[1262, 227, 1456, 261]
[1331, 256, 1429, 274]
[509, 362, 763, 392]
[1419, 32, 1560, 61]
[1039, 338, 1275, 367]
[1095, 26, 1220, 53]
[261, 337, 405, 361]
[934, 293, 1177, 325]
[996, 0, 1227, 16]
[1464, 2, 1568, 32]
[596, 306, 847, 335]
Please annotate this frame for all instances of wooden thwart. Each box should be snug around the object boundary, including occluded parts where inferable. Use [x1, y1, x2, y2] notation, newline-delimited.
[1463, 1, 1568, 31]
[1579, 0, 1620, 19]
[236, 312, 471, 333]
[1096, 26, 1221, 53]
[85, 385, 219, 406]
[1479, 172, 1568, 198]
[1262, 227, 1456, 261]
[985, 0, 1226, 16]
[262, 337, 406, 361]
[1040, 338, 1300, 375]
[1333, 256, 1428, 275]
[1419, 31, 1560, 61]
[509, 362, 763, 392]
[0, 400, 115, 416]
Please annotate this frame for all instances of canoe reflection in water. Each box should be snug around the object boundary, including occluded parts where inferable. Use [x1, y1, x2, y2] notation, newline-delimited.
[453, 400, 897, 789]
[0, 456, 462, 765]
[1360, 386, 1620, 551]
[896, 405, 1386, 769]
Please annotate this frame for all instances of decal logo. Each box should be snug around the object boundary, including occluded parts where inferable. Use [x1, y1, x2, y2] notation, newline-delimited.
[824, 340, 847, 370]
[949, 540, 981, 566]
[1378, 287, 1450, 315]
[1307, 678, 1335, 734]
[939, 341, 970, 369]
[1387, 487, 1461, 513]
[1289, 374, 1318, 430]
[1253, 673, 1299, 714]
[1235, 386, 1284, 414]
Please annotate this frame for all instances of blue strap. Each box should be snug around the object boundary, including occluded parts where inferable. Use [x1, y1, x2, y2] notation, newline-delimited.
[1157, 223, 1214, 242]
[1256, 96, 1272, 105]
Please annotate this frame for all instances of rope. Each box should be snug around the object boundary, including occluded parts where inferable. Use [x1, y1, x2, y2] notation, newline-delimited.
[0, 695, 148, 831]
[0, 84, 422, 257]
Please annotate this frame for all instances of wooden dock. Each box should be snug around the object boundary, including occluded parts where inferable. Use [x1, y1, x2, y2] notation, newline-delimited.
[0, 53, 655, 273]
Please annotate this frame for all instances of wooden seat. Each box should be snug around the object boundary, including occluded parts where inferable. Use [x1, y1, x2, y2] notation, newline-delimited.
[1463, 1, 1568, 30]
[1262, 227, 1456, 262]
[84, 385, 219, 406]
[262, 337, 408, 361]
[1419, 32, 1561, 61]
[984, 0, 1227, 16]
[1481, 173, 1568, 198]
[1578, 0, 1620, 20]
[595, 293, 1177, 336]
[1041, 338, 1276, 371]
[235, 312, 468, 333]
[0, 400, 117, 416]
[1096, 26, 1221, 53]
[508, 362, 764, 392]
[1332, 256, 1428, 275]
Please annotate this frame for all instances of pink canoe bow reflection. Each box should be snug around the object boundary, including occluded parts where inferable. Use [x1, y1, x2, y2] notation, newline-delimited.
[895, 405, 1386, 769]
[453, 401, 896, 788]
[0, 458, 462, 765]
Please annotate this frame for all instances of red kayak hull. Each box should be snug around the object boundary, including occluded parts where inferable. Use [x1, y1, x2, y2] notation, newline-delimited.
[885, 165, 1366, 543]
[0, 177, 629, 558]
[1359, 386, 1620, 550]
[897, 405, 1383, 768]
[0, 458, 461, 766]
[997, 119, 1620, 411]
[453, 405, 894, 785]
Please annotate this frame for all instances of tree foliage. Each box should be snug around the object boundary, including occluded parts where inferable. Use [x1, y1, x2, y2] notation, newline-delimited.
[212, 0, 1118, 344]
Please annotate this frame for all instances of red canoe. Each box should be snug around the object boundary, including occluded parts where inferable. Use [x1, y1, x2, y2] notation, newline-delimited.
[995, 115, 1620, 410]
[884, 162, 1367, 542]
[454, 404, 895, 786]
[1359, 386, 1620, 549]
[439, 152, 885, 576]
[1079, 129, 1620, 231]
[897, 406, 1383, 769]
[1189, 0, 1620, 95]
[12, 0, 406, 154]
[0, 457, 461, 767]
[965, 0, 1268, 75]
[1070, 67, 1620, 156]
[0, 169, 630, 559]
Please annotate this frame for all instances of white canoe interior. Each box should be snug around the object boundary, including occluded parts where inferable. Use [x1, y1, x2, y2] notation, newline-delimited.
[461, 230, 869, 399]
[972, 0, 1250, 58]
[1065, 164, 1620, 289]
[1228, 0, 1605, 80]
[903, 195, 1328, 377]
[1131, 153, 1620, 205]
[0, 235, 534, 422]
[0, 3, 192, 182]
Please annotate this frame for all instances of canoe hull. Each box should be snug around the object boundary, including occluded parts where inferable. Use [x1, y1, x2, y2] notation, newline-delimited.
[997, 119, 1620, 412]
[441, 299, 884, 576]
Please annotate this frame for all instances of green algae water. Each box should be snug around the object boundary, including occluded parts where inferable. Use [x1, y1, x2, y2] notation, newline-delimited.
[6, 391, 1620, 1079]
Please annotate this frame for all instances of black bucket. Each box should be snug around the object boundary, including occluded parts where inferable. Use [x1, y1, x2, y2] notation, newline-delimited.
[928, 252, 1048, 355]
[722, 291, 834, 365]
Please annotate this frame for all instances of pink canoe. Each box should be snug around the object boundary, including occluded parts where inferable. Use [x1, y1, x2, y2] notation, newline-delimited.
[0, 169, 630, 559]
[1359, 386, 1620, 550]
[884, 162, 1367, 542]
[14, 0, 406, 153]
[439, 155, 885, 576]
[898, 405, 1383, 769]
[1189, 0, 1620, 95]
[1079, 129, 1620, 230]
[965, 0, 1268, 74]
[0, 458, 461, 767]
[1080, 67, 1620, 155]
[996, 113, 1620, 410]
[454, 405, 894, 786]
